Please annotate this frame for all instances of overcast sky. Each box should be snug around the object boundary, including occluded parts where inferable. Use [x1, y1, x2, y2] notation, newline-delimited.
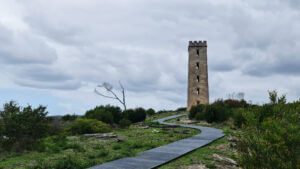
[0, 0, 299, 115]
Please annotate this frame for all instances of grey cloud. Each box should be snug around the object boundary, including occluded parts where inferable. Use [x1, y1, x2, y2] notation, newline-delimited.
[14, 79, 81, 90]
[12, 65, 82, 90]
[0, 24, 57, 65]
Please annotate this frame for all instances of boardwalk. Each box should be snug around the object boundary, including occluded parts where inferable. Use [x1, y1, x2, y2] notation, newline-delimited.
[90, 114, 225, 169]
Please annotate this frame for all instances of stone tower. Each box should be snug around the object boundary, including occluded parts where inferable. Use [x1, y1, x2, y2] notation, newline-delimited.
[187, 41, 209, 110]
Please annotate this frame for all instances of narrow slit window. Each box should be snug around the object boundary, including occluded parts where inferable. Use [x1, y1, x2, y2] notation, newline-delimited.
[196, 62, 199, 69]
[196, 49, 199, 56]
[197, 88, 200, 95]
[197, 76, 200, 82]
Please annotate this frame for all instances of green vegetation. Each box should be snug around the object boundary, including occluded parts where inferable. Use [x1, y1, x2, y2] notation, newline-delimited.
[0, 101, 49, 151]
[165, 90, 299, 169]
[66, 118, 111, 135]
[236, 93, 299, 169]
[0, 107, 200, 169]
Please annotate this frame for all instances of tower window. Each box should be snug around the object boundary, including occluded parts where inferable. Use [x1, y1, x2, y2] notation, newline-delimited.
[197, 101, 200, 105]
[196, 62, 199, 69]
[197, 76, 200, 82]
[196, 49, 199, 56]
[197, 88, 200, 95]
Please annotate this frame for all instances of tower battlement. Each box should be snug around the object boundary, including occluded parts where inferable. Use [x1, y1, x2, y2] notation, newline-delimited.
[188, 41, 207, 48]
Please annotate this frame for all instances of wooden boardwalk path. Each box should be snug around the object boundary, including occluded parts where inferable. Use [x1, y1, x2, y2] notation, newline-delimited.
[90, 114, 225, 169]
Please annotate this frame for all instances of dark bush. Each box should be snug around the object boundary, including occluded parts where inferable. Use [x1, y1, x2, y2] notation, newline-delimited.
[123, 108, 146, 123]
[233, 108, 246, 128]
[0, 101, 50, 151]
[189, 102, 230, 123]
[85, 105, 122, 124]
[119, 118, 131, 128]
[176, 107, 187, 112]
[204, 102, 230, 123]
[62, 114, 78, 121]
[189, 104, 205, 119]
[146, 108, 155, 116]
[85, 106, 114, 124]
[67, 118, 111, 135]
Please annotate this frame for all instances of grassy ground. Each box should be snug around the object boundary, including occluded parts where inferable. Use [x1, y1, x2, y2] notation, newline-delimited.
[159, 115, 240, 169]
[0, 112, 199, 169]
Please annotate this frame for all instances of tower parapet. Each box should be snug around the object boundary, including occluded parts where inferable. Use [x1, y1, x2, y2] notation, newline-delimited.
[188, 41, 207, 48]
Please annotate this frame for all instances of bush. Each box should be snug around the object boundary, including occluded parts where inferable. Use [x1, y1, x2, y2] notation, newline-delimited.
[236, 91, 300, 169]
[189, 104, 205, 119]
[146, 108, 155, 116]
[204, 102, 230, 123]
[0, 101, 50, 151]
[85, 105, 122, 124]
[189, 103, 230, 123]
[119, 118, 131, 128]
[232, 109, 246, 128]
[67, 118, 111, 135]
[62, 114, 78, 121]
[176, 107, 187, 112]
[122, 108, 146, 123]
[48, 117, 65, 136]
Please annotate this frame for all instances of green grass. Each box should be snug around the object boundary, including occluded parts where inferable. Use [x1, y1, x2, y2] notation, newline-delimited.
[0, 112, 199, 169]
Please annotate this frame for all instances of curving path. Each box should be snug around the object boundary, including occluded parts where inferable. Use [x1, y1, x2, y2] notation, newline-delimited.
[90, 114, 225, 169]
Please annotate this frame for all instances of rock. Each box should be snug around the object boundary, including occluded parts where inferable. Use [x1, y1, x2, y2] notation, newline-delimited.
[213, 154, 238, 166]
[84, 133, 117, 138]
[152, 129, 160, 133]
[139, 126, 149, 129]
[227, 136, 238, 142]
[186, 164, 208, 169]
[230, 143, 237, 148]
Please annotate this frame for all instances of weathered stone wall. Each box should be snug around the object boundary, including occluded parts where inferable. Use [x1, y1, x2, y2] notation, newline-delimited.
[187, 41, 209, 110]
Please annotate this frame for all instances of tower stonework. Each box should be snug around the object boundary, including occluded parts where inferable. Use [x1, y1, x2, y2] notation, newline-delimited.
[187, 41, 209, 110]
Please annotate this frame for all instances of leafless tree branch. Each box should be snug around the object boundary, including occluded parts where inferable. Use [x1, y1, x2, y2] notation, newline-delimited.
[94, 81, 127, 110]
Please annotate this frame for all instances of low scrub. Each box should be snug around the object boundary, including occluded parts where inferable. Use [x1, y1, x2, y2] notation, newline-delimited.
[236, 91, 300, 169]
[31, 154, 90, 169]
[67, 118, 111, 135]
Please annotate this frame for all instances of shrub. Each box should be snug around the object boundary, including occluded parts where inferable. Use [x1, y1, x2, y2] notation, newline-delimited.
[67, 118, 111, 135]
[233, 108, 246, 128]
[62, 114, 78, 121]
[204, 102, 230, 123]
[48, 117, 65, 136]
[119, 118, 131, 128]
[85, 105, 122, 124]
[0, 101, 50, 151]
[123, 108, 146, 123]
[146, 108, 155, 116]
[176, 107, 187, 112]
[236, 92, 300, 169]
[189, 104, 205, 119]
[189, 103, 230, 123]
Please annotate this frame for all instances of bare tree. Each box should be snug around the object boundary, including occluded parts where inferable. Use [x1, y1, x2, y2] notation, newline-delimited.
[94, 81, 126, 110]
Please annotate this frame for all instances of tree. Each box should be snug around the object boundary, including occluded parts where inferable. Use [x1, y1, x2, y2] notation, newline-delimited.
[94, 81, 127, 110]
